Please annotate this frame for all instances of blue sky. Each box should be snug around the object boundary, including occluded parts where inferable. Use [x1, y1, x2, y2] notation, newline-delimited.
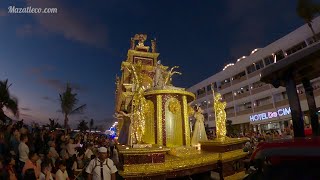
[0, 0, 307, 129]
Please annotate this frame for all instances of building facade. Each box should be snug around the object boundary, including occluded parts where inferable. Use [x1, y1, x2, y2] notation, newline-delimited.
[187, 16, 320, 135]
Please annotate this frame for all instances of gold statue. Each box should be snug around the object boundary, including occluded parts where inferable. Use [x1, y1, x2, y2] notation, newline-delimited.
[134, 34, 147, 47]
[130, 37, 135, 50]
[153, 60, 165, 88]
[151, 38, 157, 53]
[124, 61, 148, 144]
[164, 66, 182, 86]
[213, 92, 227, 140]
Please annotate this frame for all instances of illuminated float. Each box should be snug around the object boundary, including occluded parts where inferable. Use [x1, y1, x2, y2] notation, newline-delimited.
[114, 34, 249, 179]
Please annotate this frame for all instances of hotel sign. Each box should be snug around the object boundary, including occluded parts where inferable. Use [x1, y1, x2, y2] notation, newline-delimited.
[249, 107, 291, 122]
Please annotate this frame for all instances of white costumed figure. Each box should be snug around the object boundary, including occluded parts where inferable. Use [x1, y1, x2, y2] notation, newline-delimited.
[191, 106, 208, 146]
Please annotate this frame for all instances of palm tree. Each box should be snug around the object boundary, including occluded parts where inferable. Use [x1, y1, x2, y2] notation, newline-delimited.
[77, 120, 89, 132]
[59, 84, 86, 129]
[297, 0, 320, 41]
[46, 118, 62, 131]
[0, 79, 19, 123]
[89, 118, 94, 132]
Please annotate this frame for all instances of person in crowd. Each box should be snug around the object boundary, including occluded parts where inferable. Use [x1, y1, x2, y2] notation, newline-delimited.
[10, 128, 20, 156]
[109, 139, 115, 158]
[43, 151, 57, 179]
[72, 152, 85, 178]
[66, 138, 80, 156]
[48, 141, 59, 164]
[0, 156, 8, 179]
[22, 151, 40, 179]
[66, 154, 76, 179]
[55, 160, 69, 180]
[0, 132, 7, 156]
[4, 124, 13, 146]
[6, 154, 17, 180]
[85, 143, 94, 160]
[18, 134, 30, 178]
[86, 147, 117, 180]
[23, 168, 37, 180]
[39, 160, 53, 180]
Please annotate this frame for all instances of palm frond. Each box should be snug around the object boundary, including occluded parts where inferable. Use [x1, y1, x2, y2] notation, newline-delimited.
[6, 98, 19, 117]
[70, 104, 87, 115]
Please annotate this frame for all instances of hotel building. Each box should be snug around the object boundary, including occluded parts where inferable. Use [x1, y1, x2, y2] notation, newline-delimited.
[187, 16, 320, 134]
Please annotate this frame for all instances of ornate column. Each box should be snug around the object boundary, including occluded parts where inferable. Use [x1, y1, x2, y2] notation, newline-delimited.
[156, 95, 163, 145]
[302, 78, 320, 136]
[182, 95, 191, 146]
[285, 74, 305, 137]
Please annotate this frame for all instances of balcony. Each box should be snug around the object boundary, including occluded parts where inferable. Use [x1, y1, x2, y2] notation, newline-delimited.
[220, 82, 231, 90]
[234, 91, 250, 100]
[248, 69, 262, 78]
[232, 76, 247, 85]
[236, 109, 253, 116]
[251, 84, 270, 95]
[196, 93, 206, 99]
[274, 99, 289, 107]
[223, 96, 233, 103]
[227, 111, 235, 117]
[254, 103, 274, 112]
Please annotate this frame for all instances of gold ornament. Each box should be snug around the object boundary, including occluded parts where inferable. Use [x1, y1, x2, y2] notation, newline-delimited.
[187, 105, 195, 117]
[168, 100, 180, 114]
[126, 60, 148, 144]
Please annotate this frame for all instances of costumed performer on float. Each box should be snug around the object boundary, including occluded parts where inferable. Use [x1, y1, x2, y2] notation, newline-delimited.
[191, 105, 208, 146]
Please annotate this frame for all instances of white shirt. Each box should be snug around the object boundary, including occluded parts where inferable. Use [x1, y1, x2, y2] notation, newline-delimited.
[55, 169, 68, 180]
[49, 147, 59, 158]
[86, 158, 117, 180]
[18, 142, 29, 162]
[39, 172, 53, 180]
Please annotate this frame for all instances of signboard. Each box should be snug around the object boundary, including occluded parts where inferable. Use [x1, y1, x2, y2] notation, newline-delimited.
[249, 107, 291, 122]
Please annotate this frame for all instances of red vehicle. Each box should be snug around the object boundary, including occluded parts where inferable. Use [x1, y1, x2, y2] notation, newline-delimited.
[244, 137, 320, 180]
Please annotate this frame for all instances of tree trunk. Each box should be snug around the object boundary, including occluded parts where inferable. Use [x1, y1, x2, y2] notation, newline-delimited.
[64, 113, 68, 130]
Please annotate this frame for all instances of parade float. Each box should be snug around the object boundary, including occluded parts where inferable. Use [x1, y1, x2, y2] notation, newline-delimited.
[114, 34, 249, 179]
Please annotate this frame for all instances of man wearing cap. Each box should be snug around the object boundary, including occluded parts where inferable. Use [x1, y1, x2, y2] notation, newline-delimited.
[86, 147, 117, 180]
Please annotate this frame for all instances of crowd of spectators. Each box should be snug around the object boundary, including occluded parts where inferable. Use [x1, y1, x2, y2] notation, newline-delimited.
[0, 121, 118, 180]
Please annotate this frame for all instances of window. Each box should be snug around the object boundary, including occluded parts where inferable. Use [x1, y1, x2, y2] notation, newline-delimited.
[273, 93, 282, 102]
[197, 87, 206, 96]
[297, 87, 304, 94]
[223, 92, 233, 100]
[312, 80, 320, 90]
[264, 55, 274, 66]
[274, 92, 288, 101]
[236, 102, 252, 111]
[233, 71, 246, 80]
[226, 107, 234, 114]
[307, 33, 320, 45]
[285, 42, 307, 56]
[201, 101, 208, 107]
[203, 113, 208, 121]
[254, 60, 264, 70]
[207, 84, 212, 91]
[275, 50, 285, 61]
[251, 81, 265, 89]
[234, 86, 249, 96]
[221, 78, 231, 86]
[255, 97, 272, 106]
[247, 64, 256, 74]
